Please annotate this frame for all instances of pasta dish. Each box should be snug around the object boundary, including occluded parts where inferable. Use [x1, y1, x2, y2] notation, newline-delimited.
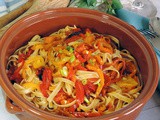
[7, 26, 142, 117]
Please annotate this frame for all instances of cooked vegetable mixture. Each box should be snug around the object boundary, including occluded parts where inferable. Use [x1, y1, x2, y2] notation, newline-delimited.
[7, 26, 142, 117]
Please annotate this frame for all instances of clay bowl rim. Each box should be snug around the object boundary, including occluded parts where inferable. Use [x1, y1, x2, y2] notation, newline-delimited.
[0, 7, 159, 120]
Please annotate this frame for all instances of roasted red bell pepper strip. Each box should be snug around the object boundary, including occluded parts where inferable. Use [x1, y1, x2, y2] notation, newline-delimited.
[67, 98, 78, 113]
[10, 60, 24, 83]
[9, 49, 33, 83]
[86, 81, 97, 92]
[76, 64, 87, 71]
[84, 80, 97, 96]
[54, 89, 67, 104]
[76, 43, 87, 53]
[66, 63, 76, 82]
[68, 104, 78, 113]
[65, 35, 81, 44]
[112, 58, 126, 75]
[40, 68, 52, 97]
[18, 54, 26, 63]
[18, 49, 33, 63]
[26, 49, 33, 57]
[103, 74, 112, 87]
[75, 80, 84, 104]
[73, 28, 82, 32]
[74, 51, 86, 63]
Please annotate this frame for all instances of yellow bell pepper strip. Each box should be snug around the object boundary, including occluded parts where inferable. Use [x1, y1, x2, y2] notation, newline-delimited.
[96, 38, 113, 54]
[86, 64, 104, 97]
[22, 82, 40, 91]
[43, 40, 63, 50]
[33, 56, 45, 69]
[51, 56, 70, 67]
[43, 35, 62, 50]
[75, 80, 84, 104]
[40, 68, 53, 97]
[84, 35, 95, 45]
[25, 55, 45, 69]
[44, 34, 61, 44]
[31, 44, 43, 50]
[116, 76, 138, 90]
[94, 55, 104, 65]
[84, 28, 95, 45]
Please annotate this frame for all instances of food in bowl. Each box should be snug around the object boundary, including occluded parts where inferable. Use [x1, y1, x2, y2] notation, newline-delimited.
[7, 25, 142, 117]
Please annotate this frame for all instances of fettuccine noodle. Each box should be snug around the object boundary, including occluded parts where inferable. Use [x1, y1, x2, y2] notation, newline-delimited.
[7, 26, 142, 117]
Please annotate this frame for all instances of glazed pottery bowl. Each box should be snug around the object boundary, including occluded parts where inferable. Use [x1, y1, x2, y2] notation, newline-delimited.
[0, 8, 159, 120]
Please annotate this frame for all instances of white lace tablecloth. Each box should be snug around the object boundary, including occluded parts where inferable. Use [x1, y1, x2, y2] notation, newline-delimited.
[0, 0, 160, 120]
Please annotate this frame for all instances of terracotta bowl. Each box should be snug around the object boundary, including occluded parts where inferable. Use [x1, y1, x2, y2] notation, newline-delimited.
[0, 8, 159, 120]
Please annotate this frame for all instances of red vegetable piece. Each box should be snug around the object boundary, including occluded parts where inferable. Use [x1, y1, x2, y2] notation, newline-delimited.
[40, 68, 53, 97]
[75, 80, 84, 104]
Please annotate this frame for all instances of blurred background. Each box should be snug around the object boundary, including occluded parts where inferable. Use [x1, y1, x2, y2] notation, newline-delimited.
[0, 0, 28, 17]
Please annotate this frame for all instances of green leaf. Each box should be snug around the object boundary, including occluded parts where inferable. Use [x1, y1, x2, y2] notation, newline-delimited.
[112, 0, 123, 10]
[77, 0, 88, 8]
[76, 0, 97, 9]
[86, 0, 97, 6]
[68, 0, 123, 16]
